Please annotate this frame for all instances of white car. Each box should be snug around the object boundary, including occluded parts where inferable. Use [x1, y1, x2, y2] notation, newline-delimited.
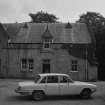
[15, 73, 97, 100]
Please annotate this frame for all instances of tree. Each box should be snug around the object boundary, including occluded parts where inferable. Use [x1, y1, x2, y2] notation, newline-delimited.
[29, 11, 58, 23]
[77, 12, 105, 80]
[77, 12, 105, 34]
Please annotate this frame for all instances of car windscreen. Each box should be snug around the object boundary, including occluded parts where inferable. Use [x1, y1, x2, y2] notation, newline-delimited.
[34, 75, 41, 83]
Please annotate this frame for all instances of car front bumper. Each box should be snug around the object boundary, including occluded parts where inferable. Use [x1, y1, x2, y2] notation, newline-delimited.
[15, 89, 32, 96]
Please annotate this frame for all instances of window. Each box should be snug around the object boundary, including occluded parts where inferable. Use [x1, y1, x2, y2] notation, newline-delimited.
[28, 59, 34, 71]
[71, 60, 78, 71]
[47, 76, 58, 83]
[60, 76, 73, 83]
[21, 59, 27, 69]
[43, 39, 53, 48]
[34, 75, 40, 83]
[40, 77, 47, 83]
[21, 58, 34, 71]
[60, 76, 69, 83]
[44, 43, 50, 48]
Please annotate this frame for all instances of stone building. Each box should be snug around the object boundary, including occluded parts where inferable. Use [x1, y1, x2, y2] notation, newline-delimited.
[0, 22, 97, 81]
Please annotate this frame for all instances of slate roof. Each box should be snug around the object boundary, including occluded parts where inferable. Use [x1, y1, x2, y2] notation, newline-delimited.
[3, 22, 91, 44]
[3, 23, 23, 41]
[42, 25, 53, 39]
[0, 23, 9, 37]
[65, 22, 72, 28]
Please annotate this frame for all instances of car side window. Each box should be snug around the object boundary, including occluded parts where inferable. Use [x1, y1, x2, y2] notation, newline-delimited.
[40, 77, 46, 83]
[47, 76, 58, 83]
[60, 76, 69, 83]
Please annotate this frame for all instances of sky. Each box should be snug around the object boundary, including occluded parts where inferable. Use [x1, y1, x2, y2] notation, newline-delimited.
[0, 0, 105, 23]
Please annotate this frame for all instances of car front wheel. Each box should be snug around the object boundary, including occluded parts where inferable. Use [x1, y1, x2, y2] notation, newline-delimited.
[80, 89, 91, 99]
[32, 91, 45, 101]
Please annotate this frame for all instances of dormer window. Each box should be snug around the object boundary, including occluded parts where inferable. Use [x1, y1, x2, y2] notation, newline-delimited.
[43, 39, 53, 48]
[41, 25, 53, 49]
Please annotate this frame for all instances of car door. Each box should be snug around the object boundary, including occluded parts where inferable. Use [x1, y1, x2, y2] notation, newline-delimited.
[45, 76, 60, 95]
[59, 76, 75, 95]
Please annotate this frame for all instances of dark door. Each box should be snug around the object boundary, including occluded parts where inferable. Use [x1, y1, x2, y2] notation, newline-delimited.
[42, 59, 50, 73]
[43, 64, 50, 73]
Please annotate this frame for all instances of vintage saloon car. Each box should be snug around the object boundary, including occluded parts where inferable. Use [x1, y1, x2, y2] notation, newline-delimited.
[15, 73, 97, 100]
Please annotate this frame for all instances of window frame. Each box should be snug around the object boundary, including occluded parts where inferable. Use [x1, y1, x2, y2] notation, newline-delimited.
[21, 58, 27, 71]
[71, 60, 78, 72]
[46, 76, 58, 83]
[60, 76, 68, 83]
[40, 77, 47, 83]
[43, 39, 53, 49]
[21, 58, 34, 71]
[28, 59, 34, 71]
[60, 76, 74, 83]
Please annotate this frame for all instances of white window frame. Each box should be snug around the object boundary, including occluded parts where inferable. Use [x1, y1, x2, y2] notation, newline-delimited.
[21, 58, 34, 71]
[28, 59, 34, 71]
[71, 60, 78, 72]
[43, 39, 53, 49]
[21, 59, 27, 71]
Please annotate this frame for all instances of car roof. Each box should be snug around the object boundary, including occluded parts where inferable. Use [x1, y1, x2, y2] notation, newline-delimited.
[38, 73, 69, 77]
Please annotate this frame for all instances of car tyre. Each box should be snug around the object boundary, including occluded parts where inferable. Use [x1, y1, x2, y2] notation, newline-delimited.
[80, 89, 91, 99]
[32, 91, 45, 101]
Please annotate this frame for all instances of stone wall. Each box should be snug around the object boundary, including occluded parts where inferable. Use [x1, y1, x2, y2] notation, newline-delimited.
[0, 44, 97, 81]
